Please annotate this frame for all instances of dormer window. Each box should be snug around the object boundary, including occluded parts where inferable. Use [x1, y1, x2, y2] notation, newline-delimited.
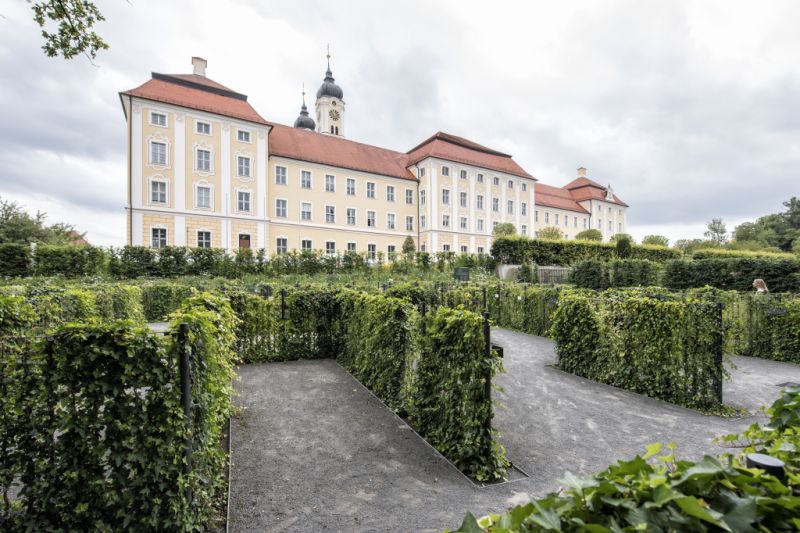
[196, 121, 211, 135]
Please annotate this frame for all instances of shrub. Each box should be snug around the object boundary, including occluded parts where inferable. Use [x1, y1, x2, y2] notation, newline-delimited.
[692, 248, 796, 260]
[491, 236, 680, 266]
[34, 245, 106, 276]
[551, 290, 724, 409]
[0, 243, 31, 277]
[574, 229, 602, 241]
[615, 234, 633, 258]
[663, 258, 800, 292]
[537, 226, 563, 240]
[570, 259, 608, 289]
[642, 234, 669, 247]
[141, 282, 194, 321]
[745, 295, 800, 363]
[493, 222, 516, 237]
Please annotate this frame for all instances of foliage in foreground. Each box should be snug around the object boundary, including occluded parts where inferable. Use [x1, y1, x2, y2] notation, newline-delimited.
[451, 386, 800, 532]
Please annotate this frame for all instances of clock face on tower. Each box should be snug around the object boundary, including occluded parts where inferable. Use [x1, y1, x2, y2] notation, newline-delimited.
[329, 109, 340, 121]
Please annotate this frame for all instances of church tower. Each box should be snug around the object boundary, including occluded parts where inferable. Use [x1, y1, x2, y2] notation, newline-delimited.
[293, 85, 316, 131]
[315, 47, 345, 137]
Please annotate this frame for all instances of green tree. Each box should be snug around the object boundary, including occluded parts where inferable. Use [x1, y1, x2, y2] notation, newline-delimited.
[0, 197, 80, 245]
[574, 229, 602, 241]
[704, 218, 728, 244]
[493, 223, 516, 237]
[615, 235, 633, 258]
[31, 0, 109, 60]
[537, 226, 564, 240]
[401, 236, 416, 255]
[610, 233, 634, 243]
[642, 235, 669, 247]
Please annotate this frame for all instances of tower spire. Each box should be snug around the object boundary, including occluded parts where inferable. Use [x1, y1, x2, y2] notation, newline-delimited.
[326, 43, 331, 72]
[293, 81, 316, 130]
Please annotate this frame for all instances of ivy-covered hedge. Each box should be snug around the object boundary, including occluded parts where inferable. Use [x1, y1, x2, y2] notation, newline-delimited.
[0, 244, 31, 277]
[571, 259, 662, 289]
[226, 285, 508, 482]
[34, 244, 106, 276]
[0, 292, 235, 530]
[692, 248, 796, 260]
[452, 385, 800, 532]
[491, 236, 680, 266]
[141, 282, 195, 321]
[551, 290, 724, 409]
[663, 258, 800, 293]
[744, 294, 800, 363]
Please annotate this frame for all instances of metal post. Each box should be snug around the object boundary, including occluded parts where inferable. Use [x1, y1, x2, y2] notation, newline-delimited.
[281, 289, 286, 320]
[747, 453, 785, 480]
[178, 323, 193, 503]
[482, 311, 492, 434]
[713, 302, 724, 404]
[482, 286, 487, 311]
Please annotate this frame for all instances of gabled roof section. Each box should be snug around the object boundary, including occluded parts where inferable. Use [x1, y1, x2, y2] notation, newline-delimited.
[120, 73, 269, 126]
[406, 131, 534, 179]
[562, 176, 628, 207]
[269, 124, 417, 182]
[534, 183, 589, 213]
[563, 176, 605, 190]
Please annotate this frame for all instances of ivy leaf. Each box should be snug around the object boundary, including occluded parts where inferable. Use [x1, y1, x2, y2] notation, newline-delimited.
[674, 496, 730, 530]
[643, 442, 662, 460]
[453, 512, 484, 533]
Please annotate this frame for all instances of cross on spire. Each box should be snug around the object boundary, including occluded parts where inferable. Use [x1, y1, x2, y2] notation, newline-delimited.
[301, 82, 306, 105]
[326, 43, 331, 70]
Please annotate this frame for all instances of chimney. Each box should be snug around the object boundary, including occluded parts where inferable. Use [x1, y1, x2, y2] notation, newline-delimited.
[577, 167, 587, 178]
[192, 57, 207, 77]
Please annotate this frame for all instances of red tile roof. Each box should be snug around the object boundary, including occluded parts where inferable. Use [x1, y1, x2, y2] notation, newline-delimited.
[406, 132, 534, 179]
[534, 183, 589, 213]
[269, 124, 417, 181]
[562, 177, 628, 207]
[120, 73, 269, 125]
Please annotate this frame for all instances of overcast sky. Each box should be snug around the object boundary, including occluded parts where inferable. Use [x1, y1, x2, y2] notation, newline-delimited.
[1, 0, 798, 246]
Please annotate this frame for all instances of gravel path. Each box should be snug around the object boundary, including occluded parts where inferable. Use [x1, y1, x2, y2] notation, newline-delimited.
[228, 329, 800, 532]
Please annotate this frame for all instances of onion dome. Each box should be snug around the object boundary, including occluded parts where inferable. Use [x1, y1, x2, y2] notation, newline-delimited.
[317, 51, 343, 100]
[293, 87, 316, 130]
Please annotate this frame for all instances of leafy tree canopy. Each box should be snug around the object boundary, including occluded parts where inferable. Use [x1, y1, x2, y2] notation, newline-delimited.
[31, 0, 109, 60]
[492, 222, 516, 237]
[402, 236, 416, 255]
[609, 233, 634, 243]
[642, 234, 669, 247]
[704, 218, 728, 244]
[0, 197, 81, 245]
[537, 226, 564, 240]
[574, 229, 602, 241]
[733, 197, 800, 252]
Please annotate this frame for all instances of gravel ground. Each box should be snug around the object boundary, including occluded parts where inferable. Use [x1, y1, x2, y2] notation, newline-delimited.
[228, 329, 800, 533]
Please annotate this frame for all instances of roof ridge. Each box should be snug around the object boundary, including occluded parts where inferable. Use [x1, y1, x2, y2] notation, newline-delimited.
[269, 122, 408, 157]
[406, 131, 511, 157]
[151, 72, 248, 101]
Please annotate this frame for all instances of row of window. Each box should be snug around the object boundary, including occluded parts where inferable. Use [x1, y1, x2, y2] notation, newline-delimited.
[419, 166, 529, 191]
[432, 190, 529, 215]
[274, 200, 414, 231]
[535, 212, 589, 229]
[150, 141, 253, 178]
[150, 181, 252, 212]
[274, 168, 416, 204]
[150, 112, 252, 143]
[421, 243, 486, 254]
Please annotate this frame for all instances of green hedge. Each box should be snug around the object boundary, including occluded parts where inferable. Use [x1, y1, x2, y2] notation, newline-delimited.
[745, 295, 800, 363]
[141, 282, 194, 321]
[551, 290, 724, 409]
[1, 292, 235, 530]
[692, 248, 796, 260]
[453, 385, 800, 532]
[571, 259, 662, 289]
[227, 285, 508, 482]
[34, 244, 106, 276]
[0, 244, 31, 277]
[663, 258, 800, 292]
[491, 236, 680, 266]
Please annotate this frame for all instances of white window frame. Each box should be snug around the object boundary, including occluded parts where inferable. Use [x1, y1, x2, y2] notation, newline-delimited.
[406, 216, 413, 231]
[367, 181, 376, 199]
[149, 138, 169, 167]
[460, 216, 468, 230]
[275, 198, 288, 218]
[325, 241, 336, 255]
[508, 179, 514, 189]
[367, 210, 376, 227]
[196, 229, 212, 248]
[193, 143, 214, 174]
[237, 155, 251, 178]
[386, 185, 395, 202]
[521, 202, 527, 216]
[405, 189, 413, 205]
[521, 224, 528, 235]
[460, 245, 468, 253]
[387, 212, 396, 230]
[493, 176, 500, 186]
[301, 170, 312, 189]
[477, 195, 484, 210]
[441, 166, 450, 176]
[477, 173, 484, 183]
[492, 198, 499, 212]
[443, 244, 451, 252]
[236, 188, 252, 214]
[420, 215, 426, 229]
[276, 237, 288, 254]
[325, 204, 336, 223]
[275, 165, 287, 185]
[442, 214, 450, 228]
[151, 226, 167, 248]
[420, 190, 426, 205]
[148, 176, 169, 205]
[149, 111, 167, 127]
[301, 238, 313, 251]
[347, 242, 357, 252]
[477, 219, 484, 232]
[460, 169, 467, 180]
[300, 202, 312, 221]
[346, 177, 356, 195]
[459, 191, 467, 208]
[508, 200, 514, 215]
[237, 129, 252, 143]
[196, 120, 212, 135]
[346, 207, 356, 226]
[522, 183, 527, 192]
[367, 243, 377, 261]
[194, 182, 214, 210]
[442, 189, 450, 205]
[325, 174, 336, 193]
